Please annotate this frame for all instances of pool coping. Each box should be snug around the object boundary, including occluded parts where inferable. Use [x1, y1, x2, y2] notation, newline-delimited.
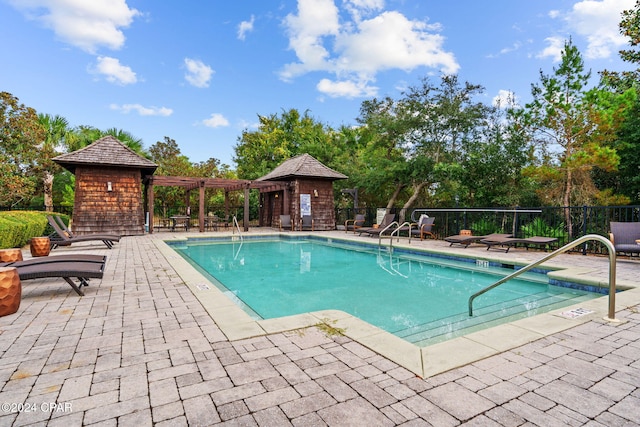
[155, 232, 640, 378]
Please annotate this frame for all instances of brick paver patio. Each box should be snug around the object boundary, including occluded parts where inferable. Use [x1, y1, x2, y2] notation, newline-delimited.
[1, 233, 639, 426]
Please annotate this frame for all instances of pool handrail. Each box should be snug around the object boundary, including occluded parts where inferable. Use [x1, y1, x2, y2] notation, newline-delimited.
[468, 234, 617, 320]
[232, 215, 243, 241]
[389, 221, 413, 247]
[378, 221, 399, 247]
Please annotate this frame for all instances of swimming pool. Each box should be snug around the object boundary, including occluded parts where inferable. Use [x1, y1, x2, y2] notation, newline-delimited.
[169, 235, 603, 346]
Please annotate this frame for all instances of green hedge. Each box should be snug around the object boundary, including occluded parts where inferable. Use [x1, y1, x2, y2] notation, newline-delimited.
[0, 211, 55, 249]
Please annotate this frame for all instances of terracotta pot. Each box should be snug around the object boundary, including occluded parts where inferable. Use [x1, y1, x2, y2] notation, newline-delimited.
[0, 267, 21, 317]
[0, 249, 23, 262]
[30, 237, 51, 257]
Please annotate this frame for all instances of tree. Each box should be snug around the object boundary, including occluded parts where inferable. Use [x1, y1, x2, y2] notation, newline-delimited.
[520, 40, 633, 235]
[149, 136, 231, 214]
[234, 109, 334, 179]
[0, 92, 44, 207]
[37, 114, 70, 211]
[598, 0, 640, 203]
[462, 96, 536, 207]
[406, 75, 489, 209]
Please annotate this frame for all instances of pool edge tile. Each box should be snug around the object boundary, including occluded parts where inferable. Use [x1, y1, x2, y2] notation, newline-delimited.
[421, 338, 498, 378]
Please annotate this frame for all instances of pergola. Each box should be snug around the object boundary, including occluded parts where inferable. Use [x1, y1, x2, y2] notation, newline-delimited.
[144, 176, 289, 233]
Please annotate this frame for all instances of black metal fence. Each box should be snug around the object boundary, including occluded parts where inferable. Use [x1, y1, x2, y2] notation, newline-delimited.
[336, 205, 640, 255]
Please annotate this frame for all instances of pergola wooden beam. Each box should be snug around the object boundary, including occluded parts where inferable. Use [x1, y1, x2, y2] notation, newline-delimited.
[145, 175, 289, 233]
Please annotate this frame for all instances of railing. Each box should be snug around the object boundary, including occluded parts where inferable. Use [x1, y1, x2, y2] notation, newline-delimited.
[232, 215, 243, 240]
[378, 221, 399, 247]
[335, 205, 640, 255]
[467, 234, 618, 321]
[389, 222, 412, 248]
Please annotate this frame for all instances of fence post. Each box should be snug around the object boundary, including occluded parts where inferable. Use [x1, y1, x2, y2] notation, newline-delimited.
[582, 205, 588, 255]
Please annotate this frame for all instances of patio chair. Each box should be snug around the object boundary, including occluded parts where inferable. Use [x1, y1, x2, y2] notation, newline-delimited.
[279, 215, 293, 231]
[345, 214, 366, 233]
[299, 215, 314, 231]
[0, 255, 107, 296]
[47, 216, 120, 249]
[609, 221, 640, 256]
[359, 213, 396, 237]
[480, 235, 558, 252]
[411, 215, 436, 240]
[444, 233, 513, 248]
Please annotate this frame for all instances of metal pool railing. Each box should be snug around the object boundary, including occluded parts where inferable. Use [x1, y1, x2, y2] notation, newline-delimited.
[468, 234, 618, 320]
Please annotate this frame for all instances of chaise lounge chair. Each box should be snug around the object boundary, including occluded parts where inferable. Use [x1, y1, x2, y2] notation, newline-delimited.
[345, 214, 365, 233]
[444, 233, 513, 248]
[609, 221, 640, 256]
[359, 213, 396, 237]
[47, 216, 120, 249]
[54, 215, 121, 241]
[0, 255, 107, 296]
[480, 235, 558, 252]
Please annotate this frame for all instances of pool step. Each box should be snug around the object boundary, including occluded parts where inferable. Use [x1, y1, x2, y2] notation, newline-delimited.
[395, 291, 594, 346]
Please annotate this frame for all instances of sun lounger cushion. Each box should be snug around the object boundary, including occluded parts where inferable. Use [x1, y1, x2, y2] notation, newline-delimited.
[3, 256, 107, 296]
[481, 236, 558, 252]
[444, 233, 512, 248]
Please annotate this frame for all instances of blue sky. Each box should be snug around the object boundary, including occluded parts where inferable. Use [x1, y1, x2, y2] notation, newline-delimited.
[1, 0, 634, 167]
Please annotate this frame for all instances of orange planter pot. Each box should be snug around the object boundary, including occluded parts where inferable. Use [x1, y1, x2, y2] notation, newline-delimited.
[30, 237, 51, 257]
[0, 267, 21, 317]
[0, 249, 23, 262]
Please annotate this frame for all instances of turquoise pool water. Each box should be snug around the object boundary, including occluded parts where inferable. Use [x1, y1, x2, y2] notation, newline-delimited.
[170, 236, 601, 345]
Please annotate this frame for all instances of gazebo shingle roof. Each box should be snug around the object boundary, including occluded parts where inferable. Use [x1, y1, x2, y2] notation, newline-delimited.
[257, 153, 347, 181]
[53, 135, 157, 175]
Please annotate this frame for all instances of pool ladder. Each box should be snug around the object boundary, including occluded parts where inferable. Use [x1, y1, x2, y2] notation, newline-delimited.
[232, 215, 243, 241]
[468, 234, 618, 321]
[379, 221, 414, 248]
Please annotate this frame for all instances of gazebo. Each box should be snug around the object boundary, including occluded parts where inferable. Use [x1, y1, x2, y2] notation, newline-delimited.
[53, 136, 158, 236]
[257, 154, 347, 230]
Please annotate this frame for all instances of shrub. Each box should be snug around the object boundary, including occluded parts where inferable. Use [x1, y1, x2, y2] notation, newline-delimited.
[521, 217, 568, 239]
[0, 211, 49, 249]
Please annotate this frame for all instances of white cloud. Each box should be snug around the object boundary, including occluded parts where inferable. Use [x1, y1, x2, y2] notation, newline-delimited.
[7, 0, 140, 53]
[202, 113, 229, 128]
[110, 104, 173, 116]
[238, 15, 255, 40]
[565, 0, 634, 59]
[492, 90, 519, 109]
[536, 36, 565, 62]
[184, 58, 214, 88]
[317, 78, 378, 98]
[92, 56, 137, 85]
[280, 0, 458, 99]
[344, 0, 384, 22]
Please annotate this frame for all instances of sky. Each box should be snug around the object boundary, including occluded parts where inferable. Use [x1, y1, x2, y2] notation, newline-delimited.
[1, 0, 635, 168]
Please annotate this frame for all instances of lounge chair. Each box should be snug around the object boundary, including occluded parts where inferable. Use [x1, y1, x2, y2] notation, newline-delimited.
[299, 215, 314, 231]
[480, 235, 558, 252]
[359, 213, 396, 237]
[54, 215, 120, 240]
[279, 215, 293, 231]
[345, 214, 365, 233]
[0, 255, 107, 296]
[47, 216, 120, 249]
[411, 215, 436, 240]
[444, 233, 513, 248]
[609, 221, 640, 256]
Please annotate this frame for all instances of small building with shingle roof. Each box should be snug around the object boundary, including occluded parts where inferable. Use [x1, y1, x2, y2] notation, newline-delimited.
[257, 153, 347, 230]
[53, 135, 158, 236]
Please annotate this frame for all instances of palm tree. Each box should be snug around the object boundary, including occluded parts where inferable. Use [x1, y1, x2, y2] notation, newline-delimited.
[37, 114, 70, 211]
